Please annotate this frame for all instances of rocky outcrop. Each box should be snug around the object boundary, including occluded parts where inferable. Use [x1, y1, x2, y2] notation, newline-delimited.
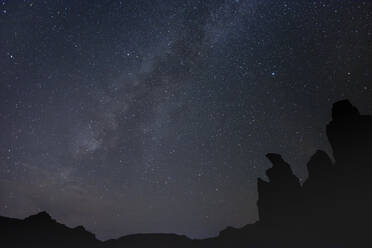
[257, 154, 302, 226]
[256, 99, 372, 247]
[327, 99, 372, 172]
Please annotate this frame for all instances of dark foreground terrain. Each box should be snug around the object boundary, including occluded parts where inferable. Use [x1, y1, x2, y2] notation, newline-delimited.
[1, 99, 372, 247]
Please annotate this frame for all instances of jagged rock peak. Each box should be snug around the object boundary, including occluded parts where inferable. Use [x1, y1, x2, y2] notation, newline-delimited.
[24, 211, 54, 222]
[74, 225, 87, 232]
[331, 99, 360, 122]
[265, 153, 296, 183]
[306, 150, 333, 178]
[265, 153, 291, 169]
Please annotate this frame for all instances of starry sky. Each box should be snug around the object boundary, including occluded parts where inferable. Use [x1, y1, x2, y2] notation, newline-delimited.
[0, 0, 371, 240]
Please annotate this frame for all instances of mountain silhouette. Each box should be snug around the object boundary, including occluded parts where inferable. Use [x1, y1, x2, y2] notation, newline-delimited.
[0, 211, 99, 248]
[1, 99, 372, 247]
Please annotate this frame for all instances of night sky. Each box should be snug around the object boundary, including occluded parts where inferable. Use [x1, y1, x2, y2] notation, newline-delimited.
[0, 0, 371, 240]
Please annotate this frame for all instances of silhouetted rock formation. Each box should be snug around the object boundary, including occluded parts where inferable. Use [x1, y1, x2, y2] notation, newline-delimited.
[327, 99, 372, 172]
[1, 99, 372, 247]
[302, 150, 335, 225]
[257, 153, 302, 226]
[254, 99, 372, 247]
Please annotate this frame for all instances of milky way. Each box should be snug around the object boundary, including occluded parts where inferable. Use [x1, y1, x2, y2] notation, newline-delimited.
[0, 0, 371, 240]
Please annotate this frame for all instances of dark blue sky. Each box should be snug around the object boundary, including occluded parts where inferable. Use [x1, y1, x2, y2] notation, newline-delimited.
[0, 0, 371, 240]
